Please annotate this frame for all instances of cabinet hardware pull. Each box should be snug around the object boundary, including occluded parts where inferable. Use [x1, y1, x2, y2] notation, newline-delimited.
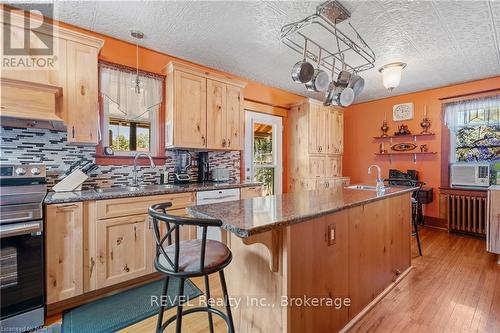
[80, 85, 86, 96]
[222, 139, 226, 147]
[72, 126, 75, 138]
[89, 257, 95, 276]
[123, 264, 130, 272]
[201, 136, 206, 145]
[394, 268, 402, 275]
[228, 139, 231, 147]
[56, 204, 78, 210]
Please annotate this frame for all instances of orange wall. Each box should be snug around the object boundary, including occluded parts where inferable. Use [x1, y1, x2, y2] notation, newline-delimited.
[54, 20, 304, 108]
[343, 76, 500, 219]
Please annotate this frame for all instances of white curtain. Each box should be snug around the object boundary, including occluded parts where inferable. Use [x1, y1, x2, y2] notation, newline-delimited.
[100, 66, 162, 121]
[444, 95, 499, 132]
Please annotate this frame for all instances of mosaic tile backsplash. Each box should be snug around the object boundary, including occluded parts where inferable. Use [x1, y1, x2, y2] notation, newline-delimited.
[0, 126, 240, 189]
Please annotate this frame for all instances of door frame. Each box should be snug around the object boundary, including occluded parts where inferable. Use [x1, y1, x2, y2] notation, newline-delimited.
[244, 111, 283, 195]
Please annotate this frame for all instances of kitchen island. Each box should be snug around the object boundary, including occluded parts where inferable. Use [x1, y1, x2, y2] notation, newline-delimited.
[188, 185, 416, 333]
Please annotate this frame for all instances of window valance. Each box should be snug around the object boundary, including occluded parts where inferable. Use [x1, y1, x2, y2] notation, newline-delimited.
[444, 95, 499, 132]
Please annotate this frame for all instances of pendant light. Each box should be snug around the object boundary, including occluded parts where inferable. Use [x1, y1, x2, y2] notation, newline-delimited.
[378, 62, 406, 91]
[130, 30, 144, 94]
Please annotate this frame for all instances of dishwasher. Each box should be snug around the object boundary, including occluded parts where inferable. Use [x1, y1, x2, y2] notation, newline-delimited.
[196, 188, 240, 241]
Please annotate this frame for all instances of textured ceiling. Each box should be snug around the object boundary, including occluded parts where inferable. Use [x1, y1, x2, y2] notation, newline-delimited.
[49, 0, 500, 103]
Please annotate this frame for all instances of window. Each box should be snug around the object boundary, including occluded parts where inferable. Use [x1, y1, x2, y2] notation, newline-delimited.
[445, 95, 499, 163]
[99, 64, 163, 155]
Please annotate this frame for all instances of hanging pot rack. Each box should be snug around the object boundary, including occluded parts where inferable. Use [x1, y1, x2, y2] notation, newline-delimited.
[280, 0, 376, 77]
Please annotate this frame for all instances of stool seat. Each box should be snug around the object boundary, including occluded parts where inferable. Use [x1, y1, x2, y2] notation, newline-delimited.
[158, 239, 231, 273]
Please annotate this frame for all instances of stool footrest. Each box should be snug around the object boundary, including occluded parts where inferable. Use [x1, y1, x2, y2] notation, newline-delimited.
[158, 306, 233, 333]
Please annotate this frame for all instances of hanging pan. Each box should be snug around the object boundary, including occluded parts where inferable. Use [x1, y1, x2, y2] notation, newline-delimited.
[305, 48, 330, 92]
[291, 39, 315, 84]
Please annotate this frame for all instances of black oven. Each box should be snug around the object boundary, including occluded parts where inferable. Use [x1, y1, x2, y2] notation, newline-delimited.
[0, 165, 46, 331]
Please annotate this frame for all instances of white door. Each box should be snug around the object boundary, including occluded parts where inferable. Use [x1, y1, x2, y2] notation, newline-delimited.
[244, 111, 283, 195]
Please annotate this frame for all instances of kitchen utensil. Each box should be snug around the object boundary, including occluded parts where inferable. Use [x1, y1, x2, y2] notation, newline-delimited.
[348, 73, 365, 96]
[291, 39, 315, 84]
[339, 87, 355, 107]
[324, 57, 337, 106]
[198, 152, 210, 182]
[58, 159, 85, 180]
[336, 54, 351, 87]
[305, 48, 330, 92]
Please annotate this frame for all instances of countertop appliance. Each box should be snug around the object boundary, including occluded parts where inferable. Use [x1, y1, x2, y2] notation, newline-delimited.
[196, 188, 240, 241]
[0, 164, 46, 331]
[198, 152, 210, 183]
[451, 163, 490, 188]
[211, 168, 230, 182]
[173, 151, 192, 183]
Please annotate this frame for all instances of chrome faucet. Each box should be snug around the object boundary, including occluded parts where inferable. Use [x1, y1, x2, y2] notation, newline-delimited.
[132, 153, 156, 187]
[368, 164, 385, 192]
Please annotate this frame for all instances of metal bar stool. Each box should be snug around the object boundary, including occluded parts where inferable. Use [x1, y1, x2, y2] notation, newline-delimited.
[149, 202, 235, 333]
[385, 178, 424, 256]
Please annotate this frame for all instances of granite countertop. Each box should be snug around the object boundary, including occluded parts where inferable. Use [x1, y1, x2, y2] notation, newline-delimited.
[188, 186, 417, 238]
[44, 181, 262, 204]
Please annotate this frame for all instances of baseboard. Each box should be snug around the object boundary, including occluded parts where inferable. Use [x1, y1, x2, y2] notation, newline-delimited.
[423, 216, 447, 230]
[339, 266, 413, 333]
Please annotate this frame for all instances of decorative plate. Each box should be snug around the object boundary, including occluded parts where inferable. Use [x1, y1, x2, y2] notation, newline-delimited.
[391, 143, 417, 152]
[393, 103, 414, 121]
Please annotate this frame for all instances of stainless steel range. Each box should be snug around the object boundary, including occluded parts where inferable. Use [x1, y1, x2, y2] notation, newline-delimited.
[0, 164, 46, 331]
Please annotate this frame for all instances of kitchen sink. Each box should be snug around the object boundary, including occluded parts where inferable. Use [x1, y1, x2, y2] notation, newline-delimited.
[95, 184, 179, 193]
[345, 185, 390, 191]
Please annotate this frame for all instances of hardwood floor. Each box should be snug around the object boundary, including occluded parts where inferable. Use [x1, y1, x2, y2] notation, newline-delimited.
[50, 227, 500, 332]
[351, 228, 500, 333]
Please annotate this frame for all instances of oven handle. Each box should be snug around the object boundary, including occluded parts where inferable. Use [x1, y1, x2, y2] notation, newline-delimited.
[0, 221, 42, 238]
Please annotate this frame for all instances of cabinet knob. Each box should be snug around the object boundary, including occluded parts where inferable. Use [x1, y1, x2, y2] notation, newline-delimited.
[80, 85, 86, 96]
[227, 138, 231, 147]
[222, 139, 226, 147]
[123, 264, 130, 272]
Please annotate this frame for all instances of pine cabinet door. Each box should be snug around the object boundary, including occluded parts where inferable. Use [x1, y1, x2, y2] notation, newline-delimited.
[174, 71, 207, 148]
[66, 41, 99, 145]
[226, 85, 244, 150]
[46, 203, 83, 304]
[207, 80, 227, 149]
[93, 214, 153, 289]
[308, 103, 321, 154]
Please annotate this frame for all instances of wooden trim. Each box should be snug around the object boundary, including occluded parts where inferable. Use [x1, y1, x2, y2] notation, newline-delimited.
[423, 216, 448, 230]
[0, 78, 63, 96]
[46, 272, 163, 317]
[94, 155, 167, 166]
[438, 88, 500, 101]
[243, 99, 289, 117]
[99, 60, 165, 80]
[339, 266, 413, 333]
[440, 107, 451, 188]
[439, 187, 488, 196]
[163, 61, 247, 88]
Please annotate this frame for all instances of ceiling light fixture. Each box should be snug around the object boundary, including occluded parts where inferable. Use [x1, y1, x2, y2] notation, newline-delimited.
[130, 30, 144, 94]
[378, 62, 406, 91]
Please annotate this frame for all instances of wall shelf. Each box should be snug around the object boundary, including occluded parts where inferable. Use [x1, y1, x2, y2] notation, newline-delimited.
[375, 151, 437, 163]
[373, 133, 435, 140]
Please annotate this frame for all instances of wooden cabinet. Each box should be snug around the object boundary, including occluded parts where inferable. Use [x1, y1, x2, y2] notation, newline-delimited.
[226, 85, 244, 150]
[164, 62, 246, 150]
[88, 192, 195, 290]
[207, 79, 226, 149]
[65, 41, 99, 145]
[206, 81, 244, 150]
[0, 11, 103, 145]
[169, 70, 207, 149]
[93, 214, 153, 289]
[288, 98, 345, 193]
[240, 186, 263, 199]
[46, 203, 84, 304]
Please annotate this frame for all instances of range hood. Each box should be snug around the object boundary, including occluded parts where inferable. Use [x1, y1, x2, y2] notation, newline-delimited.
[0, 78, 65, 130]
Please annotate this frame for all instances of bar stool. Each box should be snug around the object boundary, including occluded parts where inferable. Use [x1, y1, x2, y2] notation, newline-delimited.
[385, 178, 424, 256]
[149, 202, 235, 333]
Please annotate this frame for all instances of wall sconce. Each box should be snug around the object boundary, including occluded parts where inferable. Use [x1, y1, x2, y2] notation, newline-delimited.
[379, 62, 407, 91]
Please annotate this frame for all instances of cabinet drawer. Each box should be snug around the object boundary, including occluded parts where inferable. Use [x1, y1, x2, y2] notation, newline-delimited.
[97, 192, 194, 219]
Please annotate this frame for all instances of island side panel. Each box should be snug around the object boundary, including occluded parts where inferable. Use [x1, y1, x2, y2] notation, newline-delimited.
[287, 210, 350, 333]
[347, 192, 412, 321]
[225, 229, 286, 333]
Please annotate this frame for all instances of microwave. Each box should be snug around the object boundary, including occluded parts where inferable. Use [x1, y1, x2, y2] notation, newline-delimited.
[450, 163, 490, 188]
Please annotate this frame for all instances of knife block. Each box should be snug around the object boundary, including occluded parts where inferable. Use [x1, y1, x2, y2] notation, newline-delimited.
[52, 169, 88, 192]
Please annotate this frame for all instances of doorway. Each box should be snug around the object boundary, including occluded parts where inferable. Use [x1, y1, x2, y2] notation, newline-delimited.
[244, 111, 283, 195]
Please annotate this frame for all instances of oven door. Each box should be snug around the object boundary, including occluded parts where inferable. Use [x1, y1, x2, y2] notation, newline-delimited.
[0, 220, 44, 323]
